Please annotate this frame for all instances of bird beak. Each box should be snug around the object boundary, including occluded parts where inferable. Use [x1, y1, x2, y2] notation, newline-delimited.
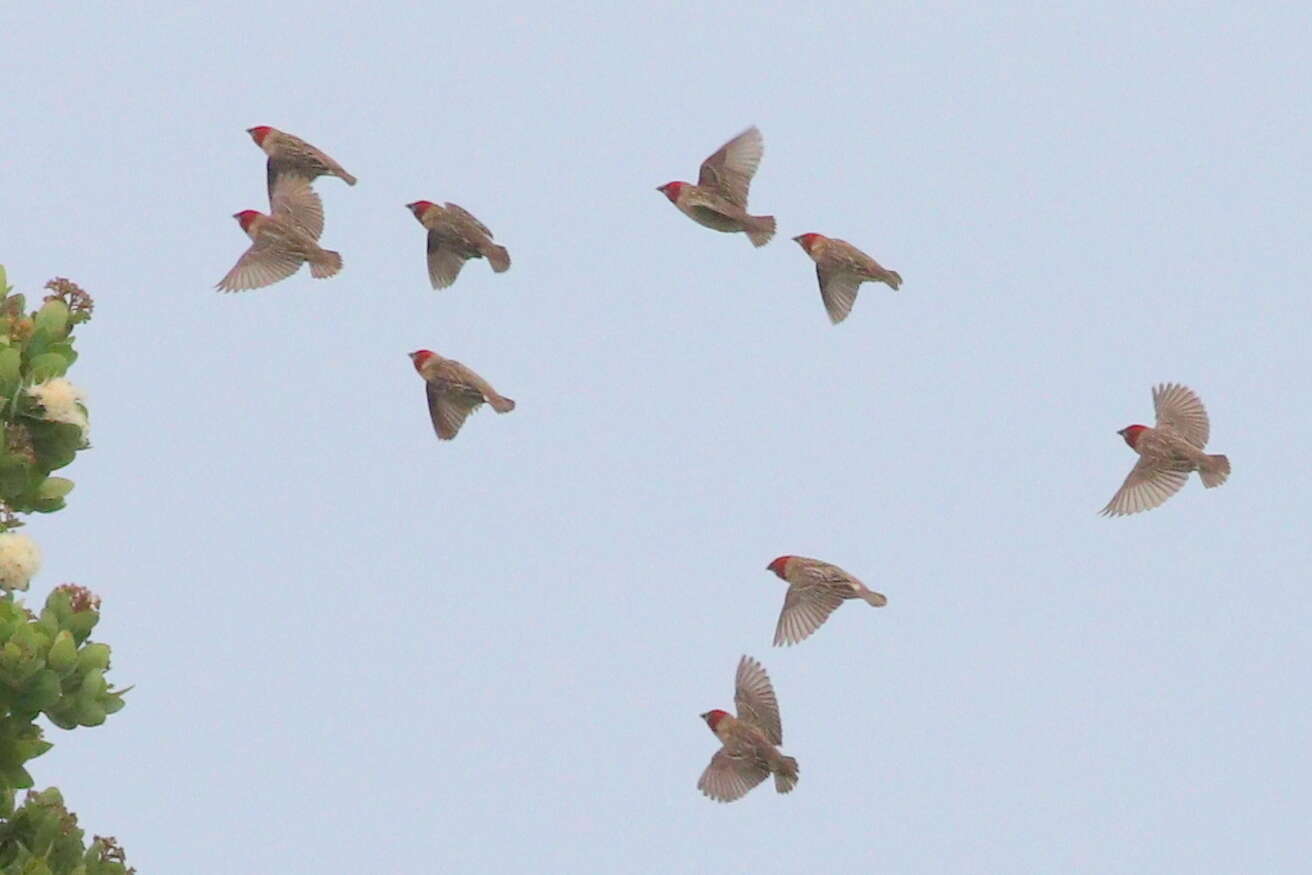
[791, 235, 803, 242]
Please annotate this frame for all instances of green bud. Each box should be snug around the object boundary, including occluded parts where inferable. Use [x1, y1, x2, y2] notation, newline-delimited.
[78, 668, 106, 697]
[46, 631, 76, 675]
[75, 642, 109, 674]
[65, 609, 98, 643]
[75, 699, 106, 727]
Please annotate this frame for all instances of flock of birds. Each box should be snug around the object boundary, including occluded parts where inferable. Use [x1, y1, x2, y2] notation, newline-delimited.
[215, 124, 1233, 802]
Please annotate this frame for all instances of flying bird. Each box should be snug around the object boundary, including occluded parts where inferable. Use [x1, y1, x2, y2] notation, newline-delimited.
[405, 201, 511, 289]
[247, 125, 358, 195]
[408, 349, 515, 441]
[792, 233, 902, 324]
[656, 126, 776, 247]
[766, 555, 886, 646]
[216, 176, 341, 292]
[1101, 383, 1230, 516]
[698, 655, 799, 803]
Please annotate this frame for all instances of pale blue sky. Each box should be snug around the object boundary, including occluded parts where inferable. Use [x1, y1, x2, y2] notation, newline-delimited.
[2, 1, 1309, 871]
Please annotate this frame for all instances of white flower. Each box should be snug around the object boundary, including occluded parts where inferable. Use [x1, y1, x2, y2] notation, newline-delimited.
[26, 378, 88, 438]
[0, 533, 41, 592]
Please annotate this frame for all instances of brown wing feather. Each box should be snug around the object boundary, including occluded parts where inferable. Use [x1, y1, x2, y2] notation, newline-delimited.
[733, 655, 783, 745]
[425, 382, 484, 440]
[216, 237, 304, 292]
[697, 127, 763, 208]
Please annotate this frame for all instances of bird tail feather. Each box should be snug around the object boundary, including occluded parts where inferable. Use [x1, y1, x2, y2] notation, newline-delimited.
[773, 756, 799, 794]
[861, 590, 888, 607]
[489, 395, 516, 414]
[338, 170, 358, 186]
[1200, 454, 1230, 488]
[884, 270, 903, 291]
[310, 249, 343, 279]
[746, 215, 776, 248]
[484, 244, 511, 273]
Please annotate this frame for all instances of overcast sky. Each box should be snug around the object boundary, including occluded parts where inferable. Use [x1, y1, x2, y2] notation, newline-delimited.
[2, 1, 1309, 871]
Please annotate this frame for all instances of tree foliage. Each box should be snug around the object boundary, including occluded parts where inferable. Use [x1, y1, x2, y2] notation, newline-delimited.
[0, 266, 131, 874]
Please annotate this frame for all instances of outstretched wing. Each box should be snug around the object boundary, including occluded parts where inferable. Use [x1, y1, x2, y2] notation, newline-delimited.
[1100, 456, 1190, 517]
[773, 584, 845, 646]
[426, 233, 471, 289]
[698, 126, 763, 208]
[269, 175, 324, 241]
[817, 265, 861, 324]
[1153, 383, 1210, 448]
[697, 749, 770, 803]
[216, 237, 303, 292]
[425, 382, 485, 440]
[733, 655, 783, 745]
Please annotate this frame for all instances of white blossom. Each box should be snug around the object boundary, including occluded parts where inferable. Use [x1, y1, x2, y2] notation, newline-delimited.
[25, 378, 88, 438]
[0, 533, 41, 592]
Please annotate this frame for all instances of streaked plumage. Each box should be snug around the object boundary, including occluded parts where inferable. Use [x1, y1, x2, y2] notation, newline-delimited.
[216, 177, 341, 292]
[767, 555, 886, 646]
[406, 201, 510, 289]
[408, 349, 515, 441]
[698, 656, 798, 803]
[793, 233, 902, 324]
[247, 126, 357, 194]
[656, 127, 776, 247]
[1101, 383, 1230, 517]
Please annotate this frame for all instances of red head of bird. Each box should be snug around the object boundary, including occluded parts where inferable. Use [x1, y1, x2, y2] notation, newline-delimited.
[656, 181, 686, 203]
[408, 350, 435, 372]
[701, 709, 730, 732]
[1118, 424, 1149, 449]
[232, 210, 264, 232]
[246, 126, 273, 146]
[792, 233, 825, 253]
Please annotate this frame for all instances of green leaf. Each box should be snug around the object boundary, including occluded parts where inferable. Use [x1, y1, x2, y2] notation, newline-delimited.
[32, 300, 69, 340]
[0, 266, 7, 293]
[1, 763, 34, 789]
[27, 352, 70, 383]
[0, 460, 30, 501]
[28, 422, 83, 472]
[13, 670, 60, 714]
[43, 704, 76, 731]
[43, 341, 77, 368]
[0, 347, 21, 400]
